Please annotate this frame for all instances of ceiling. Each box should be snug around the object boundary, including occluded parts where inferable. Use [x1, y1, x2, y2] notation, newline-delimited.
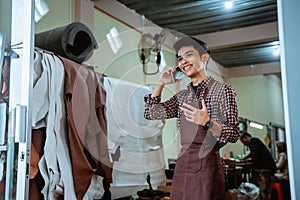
[114, 0, 280, 70]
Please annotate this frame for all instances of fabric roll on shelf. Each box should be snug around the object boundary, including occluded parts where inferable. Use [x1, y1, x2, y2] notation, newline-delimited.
[35, 22, 98, 64]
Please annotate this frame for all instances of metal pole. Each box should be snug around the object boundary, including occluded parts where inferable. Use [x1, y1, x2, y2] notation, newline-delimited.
[277, 0, 300, 199]
[269, 125, 276, 159]
[8, 0, 35, 199]
[4, 108, 15, 200]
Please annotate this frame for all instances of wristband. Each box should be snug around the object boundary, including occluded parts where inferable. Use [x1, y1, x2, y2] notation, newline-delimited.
[203, 119, 213, 130]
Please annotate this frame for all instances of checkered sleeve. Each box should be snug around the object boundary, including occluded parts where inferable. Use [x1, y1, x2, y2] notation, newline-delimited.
[144, 93, 180, 120]
[217, 84, 240, 147]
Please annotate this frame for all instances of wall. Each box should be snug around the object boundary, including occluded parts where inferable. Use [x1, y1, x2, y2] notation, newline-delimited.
[92, 8, 233, 164]
[93, 8, 182, 163]
[221, 74, 285, 158]
[0, 0, 12, 42]
[35, 0, 71, 33]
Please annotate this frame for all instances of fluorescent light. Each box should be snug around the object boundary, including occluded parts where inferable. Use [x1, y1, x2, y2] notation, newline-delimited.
[224, 1, 233, 9]
[249, 122, 264, 129]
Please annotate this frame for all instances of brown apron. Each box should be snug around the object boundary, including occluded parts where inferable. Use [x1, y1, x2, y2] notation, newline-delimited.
[170, 83, 225, 200]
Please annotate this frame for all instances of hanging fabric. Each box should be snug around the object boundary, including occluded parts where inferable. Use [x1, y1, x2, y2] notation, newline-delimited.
[103, 77, 166, 199]
[60, 55, 112, 200]
[32, 49, 77, 199]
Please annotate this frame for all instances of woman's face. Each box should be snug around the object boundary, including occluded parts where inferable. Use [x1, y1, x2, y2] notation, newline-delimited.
[177, 45, 205, 78]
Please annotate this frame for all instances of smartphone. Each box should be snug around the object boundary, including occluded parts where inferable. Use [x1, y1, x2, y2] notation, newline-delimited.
[172, 66, 185, 82]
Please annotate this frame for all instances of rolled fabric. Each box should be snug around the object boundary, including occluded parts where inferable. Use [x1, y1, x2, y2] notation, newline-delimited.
[35, 22, 97, 64]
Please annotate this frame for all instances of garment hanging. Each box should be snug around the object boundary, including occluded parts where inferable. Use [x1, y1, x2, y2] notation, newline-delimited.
[104, 77, 166, 199]
[32, 49, 77, 199]
[31, 49, 112, 199]
[61, 56, 112, 200]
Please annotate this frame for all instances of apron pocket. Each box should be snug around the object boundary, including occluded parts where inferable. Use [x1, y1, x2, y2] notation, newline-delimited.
[201, 150, 221, 169]
[175, 146, 202, 173]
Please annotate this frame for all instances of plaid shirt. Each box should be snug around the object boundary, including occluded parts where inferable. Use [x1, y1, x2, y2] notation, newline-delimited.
[144, 76, 239, 147]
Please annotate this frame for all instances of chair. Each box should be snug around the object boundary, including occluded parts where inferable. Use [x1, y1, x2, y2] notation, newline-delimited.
[271, 183, 283, 200]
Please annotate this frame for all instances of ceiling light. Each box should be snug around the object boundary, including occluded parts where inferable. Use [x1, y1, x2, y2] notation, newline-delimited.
[224, 1, 233, 9]
[249, 122, 264, 130]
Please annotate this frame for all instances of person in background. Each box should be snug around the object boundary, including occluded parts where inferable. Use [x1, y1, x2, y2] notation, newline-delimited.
[240, 132, 276, 174]
[144, 36, 240, 200]
[276, 142, 288, 179]
[275, 142, 290, 200]
[240, 133, 277, 200]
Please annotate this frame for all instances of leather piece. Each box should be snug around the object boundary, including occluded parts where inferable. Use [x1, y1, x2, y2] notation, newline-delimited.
[60, 56, 112, 199]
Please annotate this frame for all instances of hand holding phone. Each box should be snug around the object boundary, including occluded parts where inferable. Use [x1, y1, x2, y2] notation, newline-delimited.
[172, 66, 185, 82]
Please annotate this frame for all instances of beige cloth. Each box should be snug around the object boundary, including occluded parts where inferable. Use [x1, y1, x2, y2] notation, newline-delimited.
[32, 49, 77, 199]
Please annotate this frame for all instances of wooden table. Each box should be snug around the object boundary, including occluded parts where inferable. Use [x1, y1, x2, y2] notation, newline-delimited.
[224, 158, 253, 187]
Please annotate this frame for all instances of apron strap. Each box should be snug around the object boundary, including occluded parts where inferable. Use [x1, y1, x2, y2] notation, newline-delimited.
[203, 78, 215, 100]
